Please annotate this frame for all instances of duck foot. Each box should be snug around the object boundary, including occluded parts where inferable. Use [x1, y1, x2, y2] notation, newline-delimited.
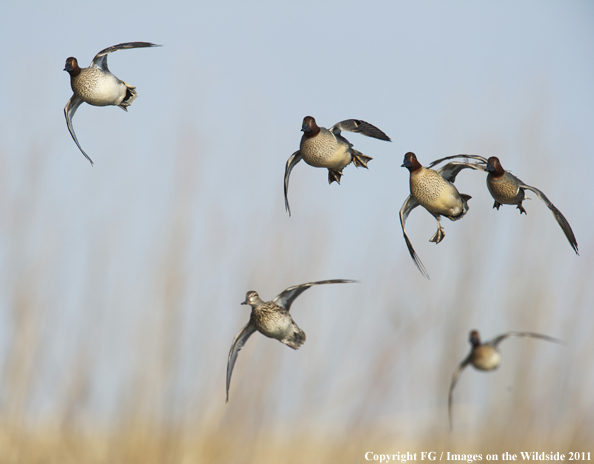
[352, 151, 373, 169]
[429, 227, 445, 244]
[328, 169, 343, 185]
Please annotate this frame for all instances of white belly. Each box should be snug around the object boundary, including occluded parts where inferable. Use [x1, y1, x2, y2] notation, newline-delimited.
[300, 132, 352, 170]
[260, 317, 293, 340]
[85, 76, 127, 106]
[472, 347, 501, 371]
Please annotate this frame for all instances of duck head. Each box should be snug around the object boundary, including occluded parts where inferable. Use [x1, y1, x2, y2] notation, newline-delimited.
[242, 291, 262, 307]
[486, 157, 505, 176]
[301, 116, 321, 138]
[469, 330, 481, 347]
[401, 152, 422, 172]
[64, 57, 81, 76]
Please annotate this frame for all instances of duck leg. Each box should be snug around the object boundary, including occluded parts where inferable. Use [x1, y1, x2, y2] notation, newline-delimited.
[516, 202, 527, 215]
[429, 216, 446, 244]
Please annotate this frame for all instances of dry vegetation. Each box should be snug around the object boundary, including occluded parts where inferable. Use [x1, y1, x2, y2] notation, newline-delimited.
[0, 140, 592, 464]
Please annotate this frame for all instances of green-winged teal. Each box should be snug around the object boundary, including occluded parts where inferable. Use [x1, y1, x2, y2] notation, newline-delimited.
[64, 42, 160, 165]
[226, 279, 356, 402]
[448, 329, 562, 429]
[400, 152, 482, 279]
[284, 116, 391, 215]
[428, 154, 578, 254]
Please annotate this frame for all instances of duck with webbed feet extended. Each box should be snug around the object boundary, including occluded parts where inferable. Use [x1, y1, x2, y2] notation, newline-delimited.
[284, 116, 391, 216]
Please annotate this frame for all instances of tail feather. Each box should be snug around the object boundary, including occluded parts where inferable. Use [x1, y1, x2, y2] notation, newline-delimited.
[448, 194, 472, 221]
[283, 326, 306, 349]
[119, 82, 138, 110]
[459, 193, 472, 216]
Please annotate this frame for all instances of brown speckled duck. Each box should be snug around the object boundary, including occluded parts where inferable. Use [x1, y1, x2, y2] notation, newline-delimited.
[448, 329, 563, 429]
[400, 152, 482, 279]
[64, 42, 161, 165]
[226, 279, 356, 402]
[428, 154, 579, 254]
[284, 116, 391, 215]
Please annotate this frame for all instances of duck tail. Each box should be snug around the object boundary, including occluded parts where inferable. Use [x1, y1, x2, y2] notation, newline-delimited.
[284, 326, 306, 349]
[460, 194, 472, 215]
[119, 82, 138, 111]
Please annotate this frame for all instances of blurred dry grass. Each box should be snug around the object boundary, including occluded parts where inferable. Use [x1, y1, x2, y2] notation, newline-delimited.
[0, 421, 591, 464]
[0, 136, 592, 464]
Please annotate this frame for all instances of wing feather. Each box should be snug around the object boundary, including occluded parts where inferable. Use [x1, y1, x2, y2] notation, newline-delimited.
[226, 322, 257, 402]
[520, 184, 579, 255]
[273, 280, 356, 311]
[64, 95, 94, 165]
[489, 331, 563, 348]
[399, 196, 429, 279]
[428, 154, 488, 169]
[448, 355, 471, 430]
[437, 161, 486, 183]
[284, 150, 302, 216]
[90, 42, 161, 70]
[329, 119, 391, 141]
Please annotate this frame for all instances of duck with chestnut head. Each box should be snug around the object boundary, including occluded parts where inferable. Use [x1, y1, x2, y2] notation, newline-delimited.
[399, 151, 482, 279]
[64, 41, 161, 165]
[284, 116, 391, 216]
[428, 154, 579, 254]
[448, 329, 563, 429]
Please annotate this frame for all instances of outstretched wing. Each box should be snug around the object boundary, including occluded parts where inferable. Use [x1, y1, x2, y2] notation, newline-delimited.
[437, 161, 486, 183]
[64, 95, 94, 165]
[284, 150, 302, 216]
[489, 331, 564, 349]
[273, 279, 357, 311]
[329, 119, 391, 141]
[226, 322, 257, 402]
[428, 154, 488, 169]
[448, 354, 471, 430]
[520, 184, 579, 255]
[91, 42, 161, 71]
[399, 195, 429, 279]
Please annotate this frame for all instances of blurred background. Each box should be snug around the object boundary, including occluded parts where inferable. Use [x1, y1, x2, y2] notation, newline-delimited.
[0, 0, 593, 462]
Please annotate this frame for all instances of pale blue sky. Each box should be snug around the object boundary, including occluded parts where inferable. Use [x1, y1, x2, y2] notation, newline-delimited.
[0, 0, 593, 434]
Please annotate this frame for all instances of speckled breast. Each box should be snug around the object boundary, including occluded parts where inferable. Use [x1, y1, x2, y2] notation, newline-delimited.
[471, 346, 501, 371]
[72, 68, 127, 107]
[487, 173, 524, 204]
[251, 306, 294, 339]
[410, 169, 463, 216]
[300, 129, 352, 170]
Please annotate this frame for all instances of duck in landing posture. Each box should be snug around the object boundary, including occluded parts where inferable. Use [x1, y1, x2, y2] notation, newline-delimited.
[448, 329, 563, 429]
[428, 154, 578, 254]
[226, 279, 356, 402]
[400, 152, 482, 279]
[64, 42, 161, 165]
[284, 116, 391, 216]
